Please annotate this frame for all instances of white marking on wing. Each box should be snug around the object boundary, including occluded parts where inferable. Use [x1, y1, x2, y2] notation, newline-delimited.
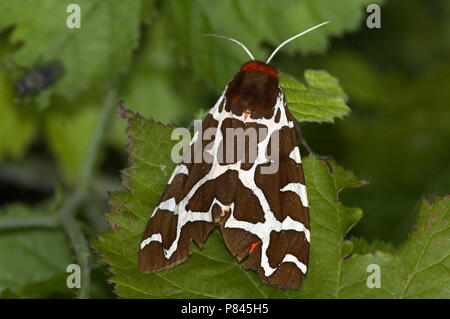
[190, 131, 199, 146]
[168, 164, 189, 184]
[156, 198, 177, 213]
[281, 216, 310, 242]
[289, 146, 302, 164]
[141, 233, 162, 249]
[145, 89, 309, 277]
[282, 254, 307, 274]
[222, 91, 309, 276]
[280, 182, 309, 207]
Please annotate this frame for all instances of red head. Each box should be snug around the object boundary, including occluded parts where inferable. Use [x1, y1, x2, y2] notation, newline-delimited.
[240, 61, 278, 78]
[225, 60, 280, 117]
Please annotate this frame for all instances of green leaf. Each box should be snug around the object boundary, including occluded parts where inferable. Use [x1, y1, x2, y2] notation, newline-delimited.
[0, 0, 143, 107]
[94, 105, 449, 298]
[0, 196, 75, 297]
[165, 0, 383, 89]
[43, 94, 101, 182]
[93, 106, 368, 298]
[0, 273, 76, 299]
[290, 158, 365, 298]
[339, 196, 450, 298]
[351, 236, 394, 255]
[396, 196, 450, 298]
[279, 71, 350, 123]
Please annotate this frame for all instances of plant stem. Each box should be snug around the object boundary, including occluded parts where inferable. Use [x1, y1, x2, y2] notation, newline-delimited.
[0, 85, 118, 298]
[77, 87, 117, 189]
[58, 189, 88, 219]
[60, 211, 90, 299]
[0, 215, 58, 230]
[56, 189, 89, 298]
[0, 159, 57, 193]
[58, 86, 117, 299]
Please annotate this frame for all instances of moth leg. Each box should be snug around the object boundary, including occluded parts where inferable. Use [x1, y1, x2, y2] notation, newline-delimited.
[287, 110, 331, 161]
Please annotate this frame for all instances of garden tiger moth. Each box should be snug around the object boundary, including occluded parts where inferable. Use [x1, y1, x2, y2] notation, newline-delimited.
[138, 21, 330, 290]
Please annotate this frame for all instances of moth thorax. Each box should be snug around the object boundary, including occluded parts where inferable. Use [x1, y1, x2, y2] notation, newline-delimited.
[226, 61, 280, 117]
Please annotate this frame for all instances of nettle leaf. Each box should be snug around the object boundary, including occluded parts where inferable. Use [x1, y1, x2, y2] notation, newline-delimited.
[0, 195, 75, 297]
[279, 71, 350, 123]
[0, 273, 75, 299]
[166, 0, 383, 89]
[94, 105, 450, 298]
[339, 196, 450, 298]
[0, 0, 143, 107]
[93, 105, 370, 298]
[395, 196, 450, 298]
[351, 236, 394, 255]
[285, 159, 365, 298]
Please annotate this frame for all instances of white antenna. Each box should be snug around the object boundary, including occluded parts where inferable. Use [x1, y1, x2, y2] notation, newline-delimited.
[266, 21, 330, 64]
[202, 34, 255, 60]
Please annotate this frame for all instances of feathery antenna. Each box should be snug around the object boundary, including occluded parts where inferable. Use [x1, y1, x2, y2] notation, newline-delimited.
[202, 34, 255, 60]
[266, 21, 330, 64]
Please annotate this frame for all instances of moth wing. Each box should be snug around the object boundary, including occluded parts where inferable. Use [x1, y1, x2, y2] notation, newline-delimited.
[138, 95, 226, 273]
[220, 93, 310, 290]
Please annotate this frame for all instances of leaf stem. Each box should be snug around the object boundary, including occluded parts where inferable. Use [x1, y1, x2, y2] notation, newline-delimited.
[58, 86, 117, 299]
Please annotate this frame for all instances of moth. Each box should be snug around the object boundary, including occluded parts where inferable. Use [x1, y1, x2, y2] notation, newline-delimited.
[15, 60, 64, 95]
[139, 22, 329, 290]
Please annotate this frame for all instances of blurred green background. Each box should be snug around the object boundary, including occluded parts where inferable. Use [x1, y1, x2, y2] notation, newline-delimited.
[0, 0, 449, 298]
